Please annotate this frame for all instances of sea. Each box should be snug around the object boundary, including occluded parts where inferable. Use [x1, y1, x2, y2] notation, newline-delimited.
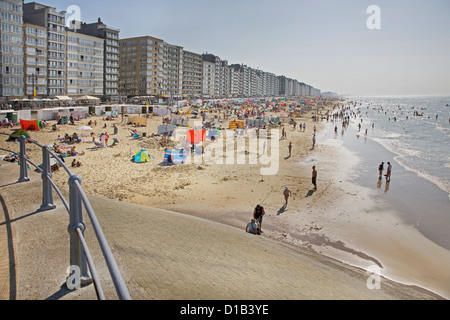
[322, 95, 450, 251]
[348, 96, 450, 195]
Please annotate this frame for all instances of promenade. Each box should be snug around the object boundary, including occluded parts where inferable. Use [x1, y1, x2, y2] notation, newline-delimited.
[0, 161, 440, 300]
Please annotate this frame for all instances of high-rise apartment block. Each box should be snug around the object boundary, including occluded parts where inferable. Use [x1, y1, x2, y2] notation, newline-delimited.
[181, 50, 202, 98]
[74, 18, 120, 101]
[119, 36, 166, 97]
[164, 42, 183, 98]
[0, 0, 24, 98]
[23, 22, 46, 97]
[66, 30, 104, 97]
[24, 2, 66, 97]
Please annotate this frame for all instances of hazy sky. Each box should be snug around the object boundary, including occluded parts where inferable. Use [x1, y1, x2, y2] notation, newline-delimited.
[34, 0, 450, 96]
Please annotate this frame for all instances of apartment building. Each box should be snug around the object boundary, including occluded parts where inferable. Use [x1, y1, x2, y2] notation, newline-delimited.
[164, 42, 183, 98]
[214, 57, 228, 98]
[24, 2, 66, 97]
[75, 18, 120, 101]
[23, 22, 47, 98]
[201, 54, 215, 98]
[119, 36, 166, 97]
[202, 53, 231, 98]
[66, 30, 104, 97]
[182, 50, 202, 98]
[228, 64, 240, 98]
[0, 0, 24, 98]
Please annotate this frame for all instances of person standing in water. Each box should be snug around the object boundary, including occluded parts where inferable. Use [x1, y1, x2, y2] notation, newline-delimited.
[385, 162, 392, 182]
[378, 162, 384, 180]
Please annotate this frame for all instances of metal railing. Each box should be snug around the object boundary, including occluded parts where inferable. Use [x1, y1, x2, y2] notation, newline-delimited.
[0, 132, 131, 300]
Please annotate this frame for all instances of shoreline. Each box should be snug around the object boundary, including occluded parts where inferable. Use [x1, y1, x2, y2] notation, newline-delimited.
[315, 117, 450, 299]
[1, 101, 449, 299]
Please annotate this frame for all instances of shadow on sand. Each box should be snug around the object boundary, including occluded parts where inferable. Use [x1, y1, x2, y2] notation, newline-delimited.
[277, 204, 287, 215]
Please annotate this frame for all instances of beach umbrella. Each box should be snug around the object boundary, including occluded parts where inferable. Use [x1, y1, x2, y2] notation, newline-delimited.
[133, 149, 151, 163]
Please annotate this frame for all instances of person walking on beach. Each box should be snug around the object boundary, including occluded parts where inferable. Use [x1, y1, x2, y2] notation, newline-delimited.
[283, 187, 292, 206]
[288, 142, 292, 157]
[385, 162, 392, 182]
[253, 205, 265, 233]
[312, 134, 316, 149]
[378, 162, 384, 180]
[312, 166, 317, 190]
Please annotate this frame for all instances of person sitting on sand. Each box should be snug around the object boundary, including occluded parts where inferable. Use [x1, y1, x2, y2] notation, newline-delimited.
[71, 159, 83, 168]
[53, 144, 62, 154]
[246, 219, 261, 235]
[70, 146, 84, 157]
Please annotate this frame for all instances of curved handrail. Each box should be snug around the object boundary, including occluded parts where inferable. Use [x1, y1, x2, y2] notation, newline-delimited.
[0, 131, 131, 300]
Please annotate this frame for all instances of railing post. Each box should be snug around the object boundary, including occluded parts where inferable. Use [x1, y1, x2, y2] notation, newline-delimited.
[40, 147, 56, 211]
[67, 175, 93, 287]
[18, 135, 30, 183]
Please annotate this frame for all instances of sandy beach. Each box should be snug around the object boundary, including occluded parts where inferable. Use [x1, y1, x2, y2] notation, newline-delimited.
[1, 99, 450, 299]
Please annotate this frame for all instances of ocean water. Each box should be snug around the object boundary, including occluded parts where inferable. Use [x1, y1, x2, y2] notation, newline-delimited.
[348, 96, 450, 195]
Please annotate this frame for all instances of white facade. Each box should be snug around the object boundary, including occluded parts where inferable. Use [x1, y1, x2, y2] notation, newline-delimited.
[202, 60, 215, 97]
[66, 31, 104, 96]
[0, 0, 24, 97]
[23, 23, 47, 97]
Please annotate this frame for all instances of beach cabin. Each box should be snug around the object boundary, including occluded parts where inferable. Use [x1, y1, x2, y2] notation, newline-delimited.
[0, 110, 19, 124]
[17, 110, 32, 121]
[35, 107, 89, 121]
[101, 105, 120, 117]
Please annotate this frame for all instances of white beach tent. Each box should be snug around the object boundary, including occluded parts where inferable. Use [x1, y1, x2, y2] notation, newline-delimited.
[76, 95, 100, 101]
[77, 126, 93, 131]
[54, 96, 72, 101]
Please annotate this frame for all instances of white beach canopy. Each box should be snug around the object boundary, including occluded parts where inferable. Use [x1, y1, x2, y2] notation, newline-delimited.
[76, 95, 100, 101]
[77, 126, 93, 131]
[54, 96, 72, 101]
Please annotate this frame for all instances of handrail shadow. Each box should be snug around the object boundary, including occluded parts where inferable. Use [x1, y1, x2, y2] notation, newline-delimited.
[0, 194, 17, 300]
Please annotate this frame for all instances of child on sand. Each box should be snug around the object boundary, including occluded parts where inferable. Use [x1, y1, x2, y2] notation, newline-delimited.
[246, 219, 261, 235]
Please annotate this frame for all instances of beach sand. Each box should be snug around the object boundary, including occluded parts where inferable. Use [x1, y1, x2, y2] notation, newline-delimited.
[1, 100, 449, 299]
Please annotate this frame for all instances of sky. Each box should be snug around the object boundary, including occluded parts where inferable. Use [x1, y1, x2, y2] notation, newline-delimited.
[32, 0, 450, 97]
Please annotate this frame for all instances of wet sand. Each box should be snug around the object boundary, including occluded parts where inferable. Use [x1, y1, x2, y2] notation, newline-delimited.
[316, 119, 450, 299]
